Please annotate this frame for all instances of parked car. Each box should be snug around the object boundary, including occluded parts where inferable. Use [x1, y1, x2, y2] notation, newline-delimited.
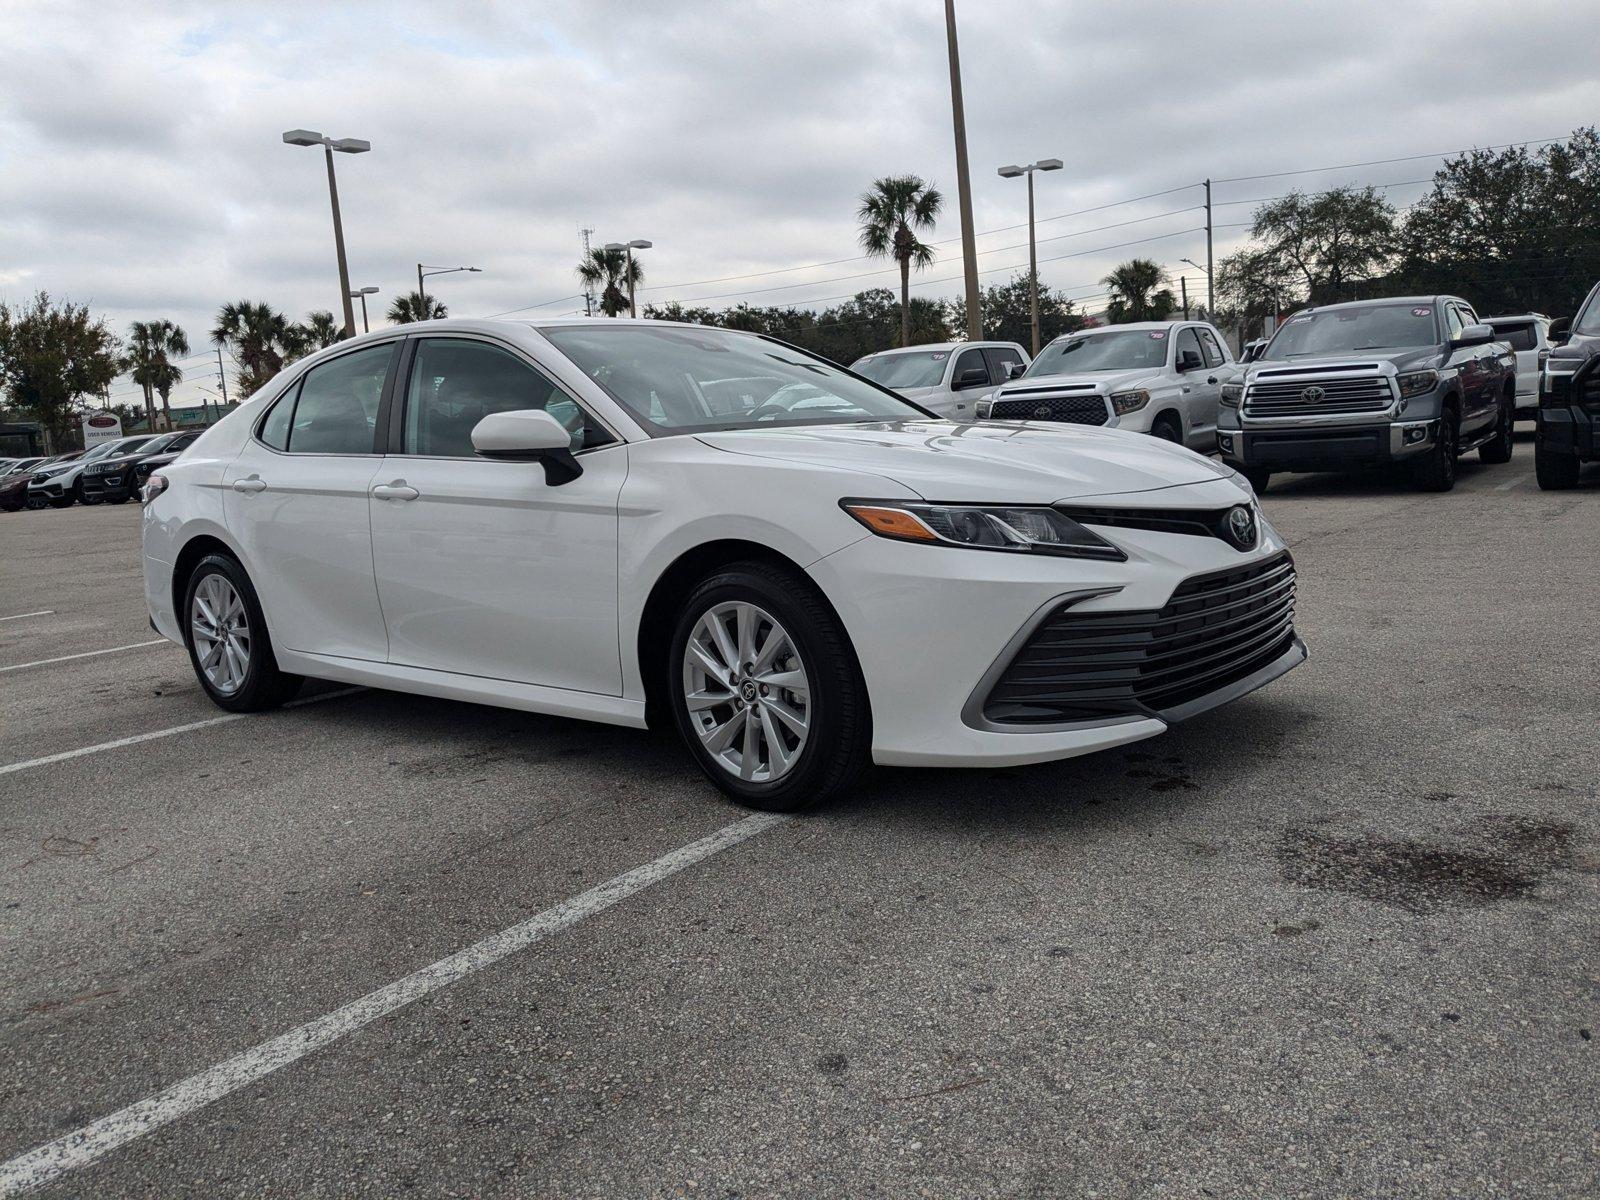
[130, 431, 205, 497]
[145, 318, 1303, 810]
[1484, 314, 1552, 417]
[1216, 296, 1516, 493]
[28, 436, 158, 507]
[975, 320, 1239, 452]
[81, 430, 201, 504]
[1, 456, 45, 476]
[1, 464, 43, 511]
[850, 341, 1029, 421]
[1536, 281, 1600, 489]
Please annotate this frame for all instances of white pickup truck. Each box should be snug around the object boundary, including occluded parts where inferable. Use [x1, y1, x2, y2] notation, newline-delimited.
[975, 320, 1239, 451]
[851, 340, 1030, 422]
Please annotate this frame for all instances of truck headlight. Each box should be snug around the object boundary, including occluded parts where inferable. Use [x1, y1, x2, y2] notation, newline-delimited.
[1109, 389, 1150, 415]
[1220, 382, 1244, 408]
[1397, 370, 1439, 398]
[841, 500, 1125, 560]
[975, 398, 994, 419]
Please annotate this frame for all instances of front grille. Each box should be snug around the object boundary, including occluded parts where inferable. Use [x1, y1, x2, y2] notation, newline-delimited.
[1244, 375, 1392, 418]
[983, 554, 1296, 725]
[990, 394, 1109, 425]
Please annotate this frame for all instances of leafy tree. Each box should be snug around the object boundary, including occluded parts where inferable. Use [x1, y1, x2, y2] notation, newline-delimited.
[1394, 128, 1600, 316]
[950, 274, 1087, 347]
[576, 247, 641, 317]
[1215, 245, 1301, 333]
[293, 311, 342, 355]
[126, 320, 189, 430]
[1240, 186, 1395, 306]
[857, 175, 944, 347]
[212, 301, 298, 398]
[387, 291, 448, 324]
[0, 293, 121, 450]
[644, 289, 950, 366]
[1102, 258, 1178, 323]
[123, 323, 162, 433]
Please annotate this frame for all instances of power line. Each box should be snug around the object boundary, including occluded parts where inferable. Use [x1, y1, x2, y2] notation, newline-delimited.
[1211, 136, 1567, 184]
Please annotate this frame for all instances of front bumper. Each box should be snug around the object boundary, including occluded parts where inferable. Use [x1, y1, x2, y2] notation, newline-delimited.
[1218, 419, 1433, 472]
[807, 501, 1301, 767]
[80, 472, 134, 500]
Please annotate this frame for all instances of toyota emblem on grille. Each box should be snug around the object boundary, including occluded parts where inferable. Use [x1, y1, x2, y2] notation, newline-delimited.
[1033, 404, 1052, 418]
[1300, 385, 1326, 403]
[1224, 505, 1257, 550]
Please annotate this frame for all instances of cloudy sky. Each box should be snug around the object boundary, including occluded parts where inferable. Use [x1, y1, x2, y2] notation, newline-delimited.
[2, 0, 1596, 412]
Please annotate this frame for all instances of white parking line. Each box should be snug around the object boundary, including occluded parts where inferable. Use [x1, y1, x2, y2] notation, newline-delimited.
[0, 811, 788, 1196]
[0, 687, 366, 778]
[0, 610, 54, 622]
[0, 640, 169, 674]
[1493, 476, 1525, 491]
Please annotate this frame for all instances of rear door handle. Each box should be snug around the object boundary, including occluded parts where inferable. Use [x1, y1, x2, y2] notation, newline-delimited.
[231, 476, 266, 494]
[371, 483, 419, 501]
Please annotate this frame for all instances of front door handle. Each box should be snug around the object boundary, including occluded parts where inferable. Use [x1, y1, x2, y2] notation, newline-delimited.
[372, 483, 419, 501]
[231, 476, 266, 494]
[1207, 376, 1218, 384]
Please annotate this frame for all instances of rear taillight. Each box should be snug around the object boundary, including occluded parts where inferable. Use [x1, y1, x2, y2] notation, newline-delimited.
[1538, 348, 1550, 370]
[141, 473, 169, 504]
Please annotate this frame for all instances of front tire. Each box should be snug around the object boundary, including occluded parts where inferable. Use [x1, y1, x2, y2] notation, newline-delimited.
[668, 561, 871, 812]
[1414, 407, 1458, 492]
[1150, 414, 1183, 444]
[1241, 467, 1272, 495]
[1479, 394, 1515, 464]
[183, 553, 302, 712]
[1535, 439, 1581, 490]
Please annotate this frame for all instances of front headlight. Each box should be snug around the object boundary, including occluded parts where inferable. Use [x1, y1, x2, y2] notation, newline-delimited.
[34, 465, 69, 479]
[975, 398, 993, 419]
[1397, 369, 1439, 398]
[1109, 389, 1150, 416]
[842, 500, 1125, 560]
[1220, 382, 1244, 408]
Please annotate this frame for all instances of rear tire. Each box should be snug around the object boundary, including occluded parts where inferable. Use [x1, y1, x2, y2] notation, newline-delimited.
[182, 553, 303, 712]
[1535, 440, 1581, 490]
[1414, 407, 1458, 492]
[1479, 393, 1514, 464]
[668, 560, 871, 812]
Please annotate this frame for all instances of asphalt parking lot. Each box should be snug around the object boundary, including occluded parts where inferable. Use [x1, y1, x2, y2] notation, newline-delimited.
[1, 437, 1596, 1198]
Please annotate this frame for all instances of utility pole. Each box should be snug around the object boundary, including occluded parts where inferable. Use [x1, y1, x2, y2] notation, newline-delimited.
[1204, 178, 1215, 315]
[1180, 275, 1189, 321]
[216, 348, 229, 415]
[944, 0, 982, 342]
[580, 227, 596, 316]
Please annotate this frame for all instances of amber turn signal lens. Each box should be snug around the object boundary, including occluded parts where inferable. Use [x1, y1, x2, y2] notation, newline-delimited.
[843, 504, 939, 542]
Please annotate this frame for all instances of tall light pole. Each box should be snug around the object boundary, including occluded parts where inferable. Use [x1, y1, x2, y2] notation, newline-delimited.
[997, 158, 1062, 355]
[944, 0, 982, 343]
[349, 286, 379, 333]
[282, 129, 370, 338]
[603, 240, 652, 317]
[416, 265, 481, 319]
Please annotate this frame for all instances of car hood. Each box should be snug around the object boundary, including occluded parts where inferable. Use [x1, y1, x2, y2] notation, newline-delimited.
[997, 367, 1160, 396]
[696, 420, 1241, 503]
[1248, 347, 1442, 378]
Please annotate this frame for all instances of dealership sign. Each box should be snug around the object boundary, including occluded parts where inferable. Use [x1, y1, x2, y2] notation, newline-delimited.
[82, 411, 122, 448]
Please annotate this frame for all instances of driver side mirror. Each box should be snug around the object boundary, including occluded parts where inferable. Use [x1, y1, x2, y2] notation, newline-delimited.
[954, 366, 989, 390]
[471, 409, 582, 485]
[1177, 349, 1203, 371]
[1549, 316, 1571, 345]
[1006, 362, 1027, 379]
[1454, 323, 1495, 348]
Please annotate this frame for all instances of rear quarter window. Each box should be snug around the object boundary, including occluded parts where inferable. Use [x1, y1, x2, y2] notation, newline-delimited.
[1489, 323, 1536, 351]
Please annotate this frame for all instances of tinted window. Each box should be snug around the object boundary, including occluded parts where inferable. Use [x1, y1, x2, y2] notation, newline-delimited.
[1445, 306, 1465, 339]
[983, 346, 1026, 381]
[259, 387, 293, 450]
[1574, 283, 1600, 336]
[1198, 328, 1226, 367]
[952, 348, 988, 386]
[540, 325, 927, 435]
[1266, 304, 1440, 359]
[403, 338, 610, 456]
[852, 350, 950, 390]
[1488, 322, 1536, 351]
[1176, 328, 1204, 366]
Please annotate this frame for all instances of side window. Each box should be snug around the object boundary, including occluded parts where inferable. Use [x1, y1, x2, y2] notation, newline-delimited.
[952, 348, 988, 388]
[259, 343, 393, 454]
[259, 386, 295, 450]
[983, 346, 1025, 382]
[1175, 327, 1204, 367]
[1198, 328, 1226, 368]
[402, 338, 613, 457]
[1458, 305, 1479, 326]
[1445, 306, 1465, 339]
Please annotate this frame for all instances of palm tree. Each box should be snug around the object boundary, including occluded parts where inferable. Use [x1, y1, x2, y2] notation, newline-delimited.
[575, 248, 640, 317]
[1102, 259, 1179, 323]
[388, 291, 447, 324]
[123, 323, 160, 432]
[212, 302, 297, 398]
[287, 310, 342, 359]
[857, 175, 943, 347]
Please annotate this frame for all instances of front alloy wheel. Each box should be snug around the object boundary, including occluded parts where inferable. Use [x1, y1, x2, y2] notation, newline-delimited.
[682, 601, 810, 784]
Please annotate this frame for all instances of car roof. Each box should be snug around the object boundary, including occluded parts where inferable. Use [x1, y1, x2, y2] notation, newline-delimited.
[854, 341, 1019, 357]
[1484, 313, 1548, 322]
[1290, 296, 1453, 315]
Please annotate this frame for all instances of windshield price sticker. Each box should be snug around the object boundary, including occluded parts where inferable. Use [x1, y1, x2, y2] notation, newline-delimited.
[1289, 315, 1312, 323]
[1411, 307, 1431, 316]
[931, 352, 947, 360]
[1148, 331, 1166, 339]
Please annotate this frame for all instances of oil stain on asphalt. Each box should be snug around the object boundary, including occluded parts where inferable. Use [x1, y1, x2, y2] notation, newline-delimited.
[1276, 815, 1577, 912]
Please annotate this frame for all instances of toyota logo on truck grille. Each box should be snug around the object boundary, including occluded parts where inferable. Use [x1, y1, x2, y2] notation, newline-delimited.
[1300, 385, 1326, 403]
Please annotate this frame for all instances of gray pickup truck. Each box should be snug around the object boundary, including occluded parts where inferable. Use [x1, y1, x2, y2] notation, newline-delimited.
[1216, 296, 1518, 492]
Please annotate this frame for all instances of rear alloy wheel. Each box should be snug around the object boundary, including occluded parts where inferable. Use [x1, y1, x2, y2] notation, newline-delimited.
[1479, 394, 1515, 464]
[184, 553, 302, 711]
[669, 562, 871, 811]
[1414, 408, 1458, 492]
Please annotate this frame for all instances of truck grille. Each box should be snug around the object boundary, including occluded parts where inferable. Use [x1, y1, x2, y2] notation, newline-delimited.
[989, 394, 1109, 425]
[983, 553, 1296, 725]
[1244, 375, 1392, 418]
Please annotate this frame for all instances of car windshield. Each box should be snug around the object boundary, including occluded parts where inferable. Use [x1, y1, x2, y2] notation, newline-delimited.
[1573, 284, 1600, 337]
[1265, 304, 1439, 358]
[851, 351, 950, 390]
[539, 324, 927, 434]
[134, 433, 179, 455]
[1026, 330, 1170, 375]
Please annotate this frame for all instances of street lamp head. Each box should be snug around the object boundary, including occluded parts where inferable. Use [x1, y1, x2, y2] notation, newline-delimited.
[282, 129, 325, 147]
[997, 165, 1025, 178]
[602, 242, 626, 252]
[628, 239, 653, 249]
[1036, 158, 1064, 171]
[351, 286, 380, 296]
[330, 138, 371, 154]
[466, 267, 482, 273]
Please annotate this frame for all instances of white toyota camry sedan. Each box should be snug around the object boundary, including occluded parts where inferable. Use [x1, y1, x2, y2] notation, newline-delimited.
[142, 318, 1304, 810]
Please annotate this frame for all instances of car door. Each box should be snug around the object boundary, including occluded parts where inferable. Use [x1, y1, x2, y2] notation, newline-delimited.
[368, 334, 627, 694]
[983, 345, 1028, 392]
[222, 340, 397, 661]
[1187, 327, 1230, 446]
[1172, 327, 1216, 445]
[1450, 303, 1496, 427]
[937, 346, 990, 420]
